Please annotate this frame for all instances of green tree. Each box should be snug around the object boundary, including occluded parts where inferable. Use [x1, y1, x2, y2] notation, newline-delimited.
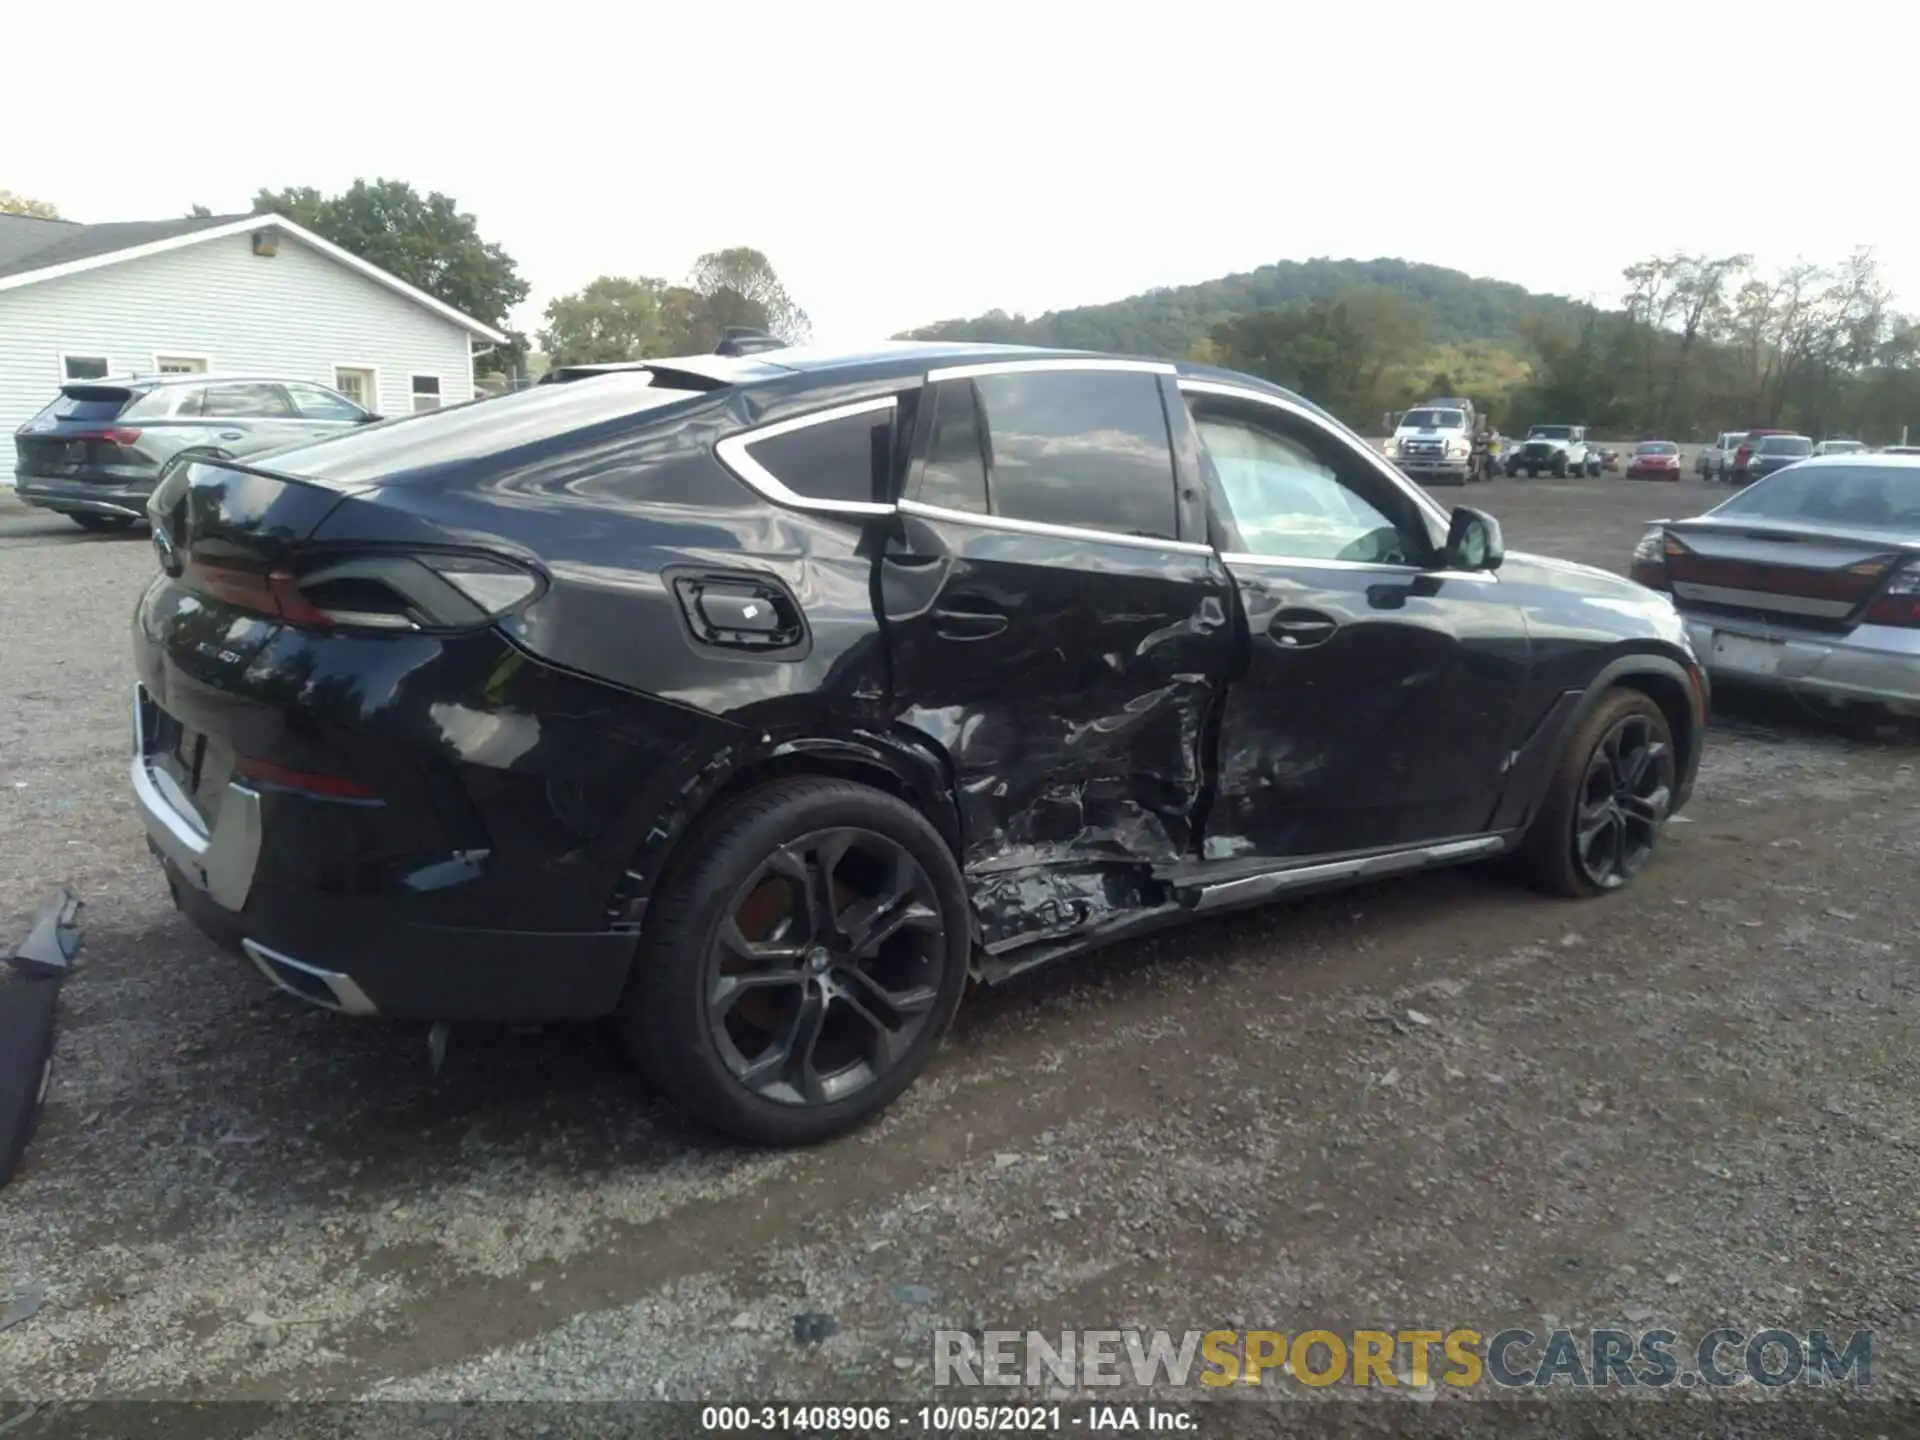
[251, 179, 529, 373]
[539, 276, 674, 366]
[0, 190, 60, 219]
[1210, 286, 1426, 427]
[540, 250, 814, 365]
[687, 247, 812, 342]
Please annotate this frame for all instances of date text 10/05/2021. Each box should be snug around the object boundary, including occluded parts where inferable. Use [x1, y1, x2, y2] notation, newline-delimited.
[699, 1406, 1192, 1432]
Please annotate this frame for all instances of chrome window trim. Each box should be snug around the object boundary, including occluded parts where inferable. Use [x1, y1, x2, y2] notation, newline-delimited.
[899, 498, 1214, 557]
[1218, 551, 1499, 583]
[1177, 377, 1455, 529]
[924, 357, 1177, 383]
[714, 395, 902, 518]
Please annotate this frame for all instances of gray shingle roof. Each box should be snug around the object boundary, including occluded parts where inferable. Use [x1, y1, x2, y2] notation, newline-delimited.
[0, 213, 252, 282]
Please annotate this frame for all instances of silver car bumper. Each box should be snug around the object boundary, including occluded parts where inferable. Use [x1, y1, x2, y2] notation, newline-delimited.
[1683, 616, 1920, 712]
[130, 685, 262, 912]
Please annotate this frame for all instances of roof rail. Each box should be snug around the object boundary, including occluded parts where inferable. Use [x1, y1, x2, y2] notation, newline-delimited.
[714, 327, 787, 357]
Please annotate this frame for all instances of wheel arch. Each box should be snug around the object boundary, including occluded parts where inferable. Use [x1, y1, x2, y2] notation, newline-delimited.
[1493, 648, 1705, 833]
[610, 726, 965, 931]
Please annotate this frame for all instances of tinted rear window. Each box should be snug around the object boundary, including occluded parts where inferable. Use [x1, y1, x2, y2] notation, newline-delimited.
[1713, 464, 1920, 532]
[746, 406, 894, 505]
[973, 370, 1177, 540]
[916, 381, 988, 514]
[1759, 436, 1812, 456]
[33, 387, 135, 424]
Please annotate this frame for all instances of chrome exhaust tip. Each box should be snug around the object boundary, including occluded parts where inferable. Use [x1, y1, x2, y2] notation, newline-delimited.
[242, 940, 378, 1016]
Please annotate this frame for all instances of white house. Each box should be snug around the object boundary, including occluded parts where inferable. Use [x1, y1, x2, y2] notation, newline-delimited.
[0, 211, 507, 482]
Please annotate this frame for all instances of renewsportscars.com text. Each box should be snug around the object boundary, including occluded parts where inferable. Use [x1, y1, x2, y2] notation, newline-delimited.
[934, 1327, 1871, 1390]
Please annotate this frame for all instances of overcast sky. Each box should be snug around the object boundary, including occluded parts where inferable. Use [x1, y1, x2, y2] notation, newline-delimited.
[6, 0, 1914, 347]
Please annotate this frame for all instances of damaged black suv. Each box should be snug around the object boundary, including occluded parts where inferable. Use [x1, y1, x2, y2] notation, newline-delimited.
[131, 343, 1706, 1144]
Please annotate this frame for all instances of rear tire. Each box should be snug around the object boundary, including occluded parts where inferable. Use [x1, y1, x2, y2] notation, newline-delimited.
[614, 776, 971, 1146]
[1510, 688, 1676, 898]
[68, 513, 136, 533]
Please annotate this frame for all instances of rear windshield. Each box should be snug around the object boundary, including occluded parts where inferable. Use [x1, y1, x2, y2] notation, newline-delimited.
[236, 374, 711, 488]
[1712, 464, 1920, 532]
[1819, 440, 1865, 453]
[1635, 442, 1677, 455]
[1759, 436, 1813, 456]
[1528, 426, 1574, 440]
[31, 386, 134, 424]
[1399, 409, 1465, 429]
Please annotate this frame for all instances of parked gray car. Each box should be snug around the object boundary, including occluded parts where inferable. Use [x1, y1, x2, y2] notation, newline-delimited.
[11, 374, 378, 531]
[1632, 454, 1920, 715]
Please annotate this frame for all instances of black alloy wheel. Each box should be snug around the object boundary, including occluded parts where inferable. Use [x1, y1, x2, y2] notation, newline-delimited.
[1572, 711, 1673, 889]
[1510, 688, 1677, 897]
[707, 827, 945, 1107]
[616, 776, 970, 1145]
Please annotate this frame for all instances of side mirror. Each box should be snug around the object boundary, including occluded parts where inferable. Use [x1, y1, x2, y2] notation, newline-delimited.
[359, 412, 384, 425]
[1444, 506, 1504, 572]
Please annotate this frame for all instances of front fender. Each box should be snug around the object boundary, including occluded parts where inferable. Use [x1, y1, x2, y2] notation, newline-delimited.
[1490, 648, 1706, 833]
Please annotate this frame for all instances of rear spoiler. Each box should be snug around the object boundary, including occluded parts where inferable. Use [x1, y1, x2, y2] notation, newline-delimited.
[540, 331, 791, 386]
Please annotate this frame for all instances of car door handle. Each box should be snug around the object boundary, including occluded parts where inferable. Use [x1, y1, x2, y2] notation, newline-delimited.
[1268, 609, 1339, 649]
[931, 601, 1008, 640]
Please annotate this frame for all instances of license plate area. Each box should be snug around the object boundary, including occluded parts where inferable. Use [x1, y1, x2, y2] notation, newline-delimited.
[1710, 631, 1784, 677]
[148, 707, 233, 829]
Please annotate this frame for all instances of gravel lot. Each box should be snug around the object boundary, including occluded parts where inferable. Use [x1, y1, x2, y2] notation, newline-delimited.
[2, 472, 1916, 1426]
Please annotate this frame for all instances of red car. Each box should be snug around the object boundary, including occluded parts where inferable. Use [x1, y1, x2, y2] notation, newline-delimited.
[1625, 440, 1683, 480]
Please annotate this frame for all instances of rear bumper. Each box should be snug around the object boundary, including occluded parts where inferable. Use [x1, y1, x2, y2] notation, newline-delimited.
[1681, 614, 1920, 712]
[14, 473, 153, 518]
[161, 860, 637, 1020]
[130, 627, 656, 1023]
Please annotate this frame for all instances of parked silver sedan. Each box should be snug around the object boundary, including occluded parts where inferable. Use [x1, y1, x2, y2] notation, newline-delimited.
[1630, 454, 1920, 713]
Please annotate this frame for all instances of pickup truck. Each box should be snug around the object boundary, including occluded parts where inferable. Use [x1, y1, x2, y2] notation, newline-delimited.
[1384, 400, 1481, 485]
[1696, 430, 1747, 481]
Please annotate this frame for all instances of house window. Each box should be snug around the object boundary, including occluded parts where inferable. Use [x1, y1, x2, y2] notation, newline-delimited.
[61, 355, 110, 382]
[333, 367, 375, 409]
[410, 375, 442, 413]
[154, 355, 208, 375]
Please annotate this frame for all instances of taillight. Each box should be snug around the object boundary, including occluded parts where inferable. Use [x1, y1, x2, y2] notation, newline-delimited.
[179, 551, 543, 633]
[1866, 565, 1920, 627]
[73, 428, 142, 445]
[1630, 528, 1672, 590]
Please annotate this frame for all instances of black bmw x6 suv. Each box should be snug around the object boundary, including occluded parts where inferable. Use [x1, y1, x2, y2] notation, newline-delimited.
[132, 342, 1706, 1144]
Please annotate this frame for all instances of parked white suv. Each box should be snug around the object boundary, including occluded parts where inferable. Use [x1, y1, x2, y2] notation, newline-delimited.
[1697, 430, 1748, 481]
